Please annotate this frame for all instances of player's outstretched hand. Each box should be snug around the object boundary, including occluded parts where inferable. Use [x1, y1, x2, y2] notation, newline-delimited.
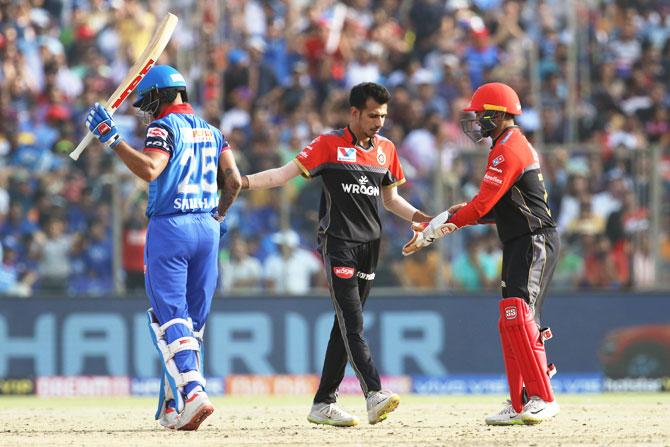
[86, 103, 122, 149]
[402, 210, 458, 256]
[402, 221, 432, 256]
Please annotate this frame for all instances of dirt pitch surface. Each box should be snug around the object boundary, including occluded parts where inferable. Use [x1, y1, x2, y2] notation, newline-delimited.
[1, 394, 669, 446]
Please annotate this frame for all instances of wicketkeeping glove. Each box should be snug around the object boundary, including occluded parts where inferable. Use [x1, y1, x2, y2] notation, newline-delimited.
[86, 103, 122, 149]
[402, 210, 458, 256]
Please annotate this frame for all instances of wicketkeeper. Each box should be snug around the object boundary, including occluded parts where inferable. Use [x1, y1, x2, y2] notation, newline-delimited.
[404, 82, 560, 425]
[85, 65, 241, 430]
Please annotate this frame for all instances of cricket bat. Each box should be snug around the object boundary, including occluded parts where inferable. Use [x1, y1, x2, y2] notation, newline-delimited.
[69, 13, 179, 161]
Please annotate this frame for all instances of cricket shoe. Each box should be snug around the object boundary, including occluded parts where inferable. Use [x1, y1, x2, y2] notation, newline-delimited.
[175, 390, 215, 431]
[519, 396, 560, 425]
[307, 402, 359, 427]
[158, 399, 179, 429]
[484, 400, 525, 426]
[366, 390, 400, 424]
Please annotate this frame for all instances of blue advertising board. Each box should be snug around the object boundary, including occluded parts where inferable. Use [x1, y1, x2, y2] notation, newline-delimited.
[0, 293, 668, 378]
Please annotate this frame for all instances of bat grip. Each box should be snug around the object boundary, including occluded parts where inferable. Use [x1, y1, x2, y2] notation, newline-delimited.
[69, 132, 95, 161]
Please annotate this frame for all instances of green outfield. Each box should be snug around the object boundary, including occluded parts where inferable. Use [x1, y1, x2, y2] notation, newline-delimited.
[1, 394, 669, 446]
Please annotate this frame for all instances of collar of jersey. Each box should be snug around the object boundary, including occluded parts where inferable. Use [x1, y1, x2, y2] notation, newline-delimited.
[490, 125, 519, 148]
[156, 103, 195, 119]
[345, 126, 375, 151]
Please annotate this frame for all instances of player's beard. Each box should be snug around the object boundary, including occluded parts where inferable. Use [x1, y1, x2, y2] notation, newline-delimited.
[365, 126, 381, 140]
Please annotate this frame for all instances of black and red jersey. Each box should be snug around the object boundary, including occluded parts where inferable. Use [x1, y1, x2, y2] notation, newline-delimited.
[449, 127, 555, 243]
[294, 127, 405, 251]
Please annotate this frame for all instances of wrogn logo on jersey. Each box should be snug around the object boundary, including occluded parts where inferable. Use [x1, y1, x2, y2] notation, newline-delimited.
[337, 147, 357, 162]
[341, 170, 379, 196]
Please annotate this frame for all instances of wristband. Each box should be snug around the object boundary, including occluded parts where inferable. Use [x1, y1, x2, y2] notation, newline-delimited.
[107, 134, 122, 150]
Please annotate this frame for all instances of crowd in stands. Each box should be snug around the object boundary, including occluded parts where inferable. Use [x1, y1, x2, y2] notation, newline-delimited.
[0, 0, 668, 297]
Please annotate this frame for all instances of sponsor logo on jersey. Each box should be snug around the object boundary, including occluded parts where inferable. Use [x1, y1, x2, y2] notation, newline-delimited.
[488, 166, 503, 174]
[492, 155, 505, 166]
[146, 140, 168, 148]
[358, 175, 369, 185]
[357, 271, 375, 280]
[483, 173, 503, 186]
[377, 150, 386, 165]
[337, 147, 357, 162]
[180, 127, 215, 144]
[147, 127, 168, 139]
[504, 306, 517, 320]
[341, 182, 380, 196]
[333, 266, 355, 279]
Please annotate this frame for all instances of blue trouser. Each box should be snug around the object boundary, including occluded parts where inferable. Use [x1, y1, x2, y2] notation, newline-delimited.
[145, 213, 219, 394]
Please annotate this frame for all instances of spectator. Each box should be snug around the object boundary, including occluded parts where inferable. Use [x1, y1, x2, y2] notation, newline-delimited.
[450, 233, 498, 291]
[632, 234, 655, 289]
[391, 246, 450, 289]
[0, 242, 36, 297]
[580, 234, 618, 289]
[263, 230, 322, 295]
[220, 234, 263, 294]
[122, 205, 147, 293]
[0, 0, 667, 296]
[565, 195, 606, 237]
[30, 217, 77, 295]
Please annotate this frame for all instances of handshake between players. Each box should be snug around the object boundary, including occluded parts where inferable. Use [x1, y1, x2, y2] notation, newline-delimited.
[401, 203, 466, 256]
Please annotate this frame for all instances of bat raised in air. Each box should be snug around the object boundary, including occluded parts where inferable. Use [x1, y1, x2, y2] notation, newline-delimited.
[69, 13, 178, 160]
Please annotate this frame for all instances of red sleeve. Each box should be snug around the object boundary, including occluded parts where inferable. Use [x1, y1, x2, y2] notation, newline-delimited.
[293, 135, 329, 177]
[449, 145, 523, 228]
[382, 143, 406, 188]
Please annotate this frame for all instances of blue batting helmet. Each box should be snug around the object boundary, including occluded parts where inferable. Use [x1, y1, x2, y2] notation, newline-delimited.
[132, 65, 187, 108]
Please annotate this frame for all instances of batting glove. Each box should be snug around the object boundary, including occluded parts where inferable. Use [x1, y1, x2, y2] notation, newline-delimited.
[86, 103, 122, 149]
[402, 210, 458, 256]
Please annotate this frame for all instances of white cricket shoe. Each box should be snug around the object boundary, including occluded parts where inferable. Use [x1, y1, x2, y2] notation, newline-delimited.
[366, 390, 400, 424]
[175, 390, 215, 431]
[308, 402, 359, 427]
[484, 400, 525, 426]
[519, 396, 560, 425]
[158, 400, 179, 429]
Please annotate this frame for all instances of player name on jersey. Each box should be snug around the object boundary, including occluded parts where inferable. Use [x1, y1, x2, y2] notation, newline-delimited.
[173, 196, 219, 211]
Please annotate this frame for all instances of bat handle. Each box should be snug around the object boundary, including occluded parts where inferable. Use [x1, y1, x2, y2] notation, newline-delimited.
[69, 132, 95, 161]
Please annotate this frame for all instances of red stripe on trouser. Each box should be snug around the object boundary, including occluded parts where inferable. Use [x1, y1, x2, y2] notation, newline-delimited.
[498, 317, 524, 413]
[499, 298, 554, 404]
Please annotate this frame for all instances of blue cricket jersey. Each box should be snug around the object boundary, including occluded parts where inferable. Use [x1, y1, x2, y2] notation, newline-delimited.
[142, 103, 228, 217]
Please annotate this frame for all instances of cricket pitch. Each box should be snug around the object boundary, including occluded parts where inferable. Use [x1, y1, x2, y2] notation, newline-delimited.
[1, 394, 669, 446]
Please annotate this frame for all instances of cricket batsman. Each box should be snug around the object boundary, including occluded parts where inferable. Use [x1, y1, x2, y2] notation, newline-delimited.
[404, 82, 560, 425]
[85, 65, 242, 430]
